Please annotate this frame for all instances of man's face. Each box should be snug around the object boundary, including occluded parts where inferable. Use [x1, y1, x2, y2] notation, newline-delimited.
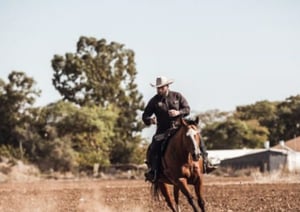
[156, 85, 169, 96]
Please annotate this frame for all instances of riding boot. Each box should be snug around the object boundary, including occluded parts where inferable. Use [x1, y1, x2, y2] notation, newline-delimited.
[145, 154, 159, 182]
[200, 137, 217, 174]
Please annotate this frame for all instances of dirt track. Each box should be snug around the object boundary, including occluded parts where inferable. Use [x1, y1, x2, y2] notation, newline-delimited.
[0, 176, 299, 212]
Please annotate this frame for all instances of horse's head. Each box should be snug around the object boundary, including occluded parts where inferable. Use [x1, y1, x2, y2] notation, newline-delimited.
[182, 117, 201, 161]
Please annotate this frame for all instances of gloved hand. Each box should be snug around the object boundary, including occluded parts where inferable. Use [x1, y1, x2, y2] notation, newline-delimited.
[168, 109, 180, 117]
[150, 117, 157, 125]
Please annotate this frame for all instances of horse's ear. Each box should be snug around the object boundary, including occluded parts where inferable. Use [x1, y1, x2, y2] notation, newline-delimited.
[195, 116, 199, 125]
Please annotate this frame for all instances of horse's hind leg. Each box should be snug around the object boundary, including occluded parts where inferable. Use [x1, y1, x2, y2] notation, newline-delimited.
[158, 182, 177, 212]
[173, 186, 181, 212]
[194, 177, 205, 212]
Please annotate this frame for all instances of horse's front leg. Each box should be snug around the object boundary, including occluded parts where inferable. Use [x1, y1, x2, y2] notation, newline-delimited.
[194, 176, 205, 212]
[177, 178, 200, 212]
[158, 182, 177, 212]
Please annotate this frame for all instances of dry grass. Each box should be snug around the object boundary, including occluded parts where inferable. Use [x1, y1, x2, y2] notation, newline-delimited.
[211, 166, 300, 184]
[252, 170, 300, 183]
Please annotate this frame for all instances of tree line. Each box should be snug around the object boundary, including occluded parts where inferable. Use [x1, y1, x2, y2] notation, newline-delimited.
[199, 97, 300, 149]
[1, 36, 300, 173]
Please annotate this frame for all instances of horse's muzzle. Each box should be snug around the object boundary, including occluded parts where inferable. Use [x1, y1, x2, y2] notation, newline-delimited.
[192, 153, 200, 161]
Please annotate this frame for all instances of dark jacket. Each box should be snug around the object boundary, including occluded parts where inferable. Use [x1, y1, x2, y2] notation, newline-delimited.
[142, 90, 190, 134]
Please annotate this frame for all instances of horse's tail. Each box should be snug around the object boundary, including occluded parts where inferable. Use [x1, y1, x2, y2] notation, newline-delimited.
[150, 182, 160, 201]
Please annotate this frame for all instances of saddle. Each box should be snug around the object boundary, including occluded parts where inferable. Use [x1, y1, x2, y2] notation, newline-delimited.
[154, 127, 179, 156]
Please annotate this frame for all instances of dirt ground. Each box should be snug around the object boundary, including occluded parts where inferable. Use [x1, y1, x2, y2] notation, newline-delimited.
[0, 175, 299, 212]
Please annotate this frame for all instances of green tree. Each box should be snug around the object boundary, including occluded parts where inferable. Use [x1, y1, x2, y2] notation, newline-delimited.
[196, 109, 233, 128]
[51, 36, 145, 163]
[202, 118, 268, 149]
[0, 71, 40, 158]
[235, 100, 279, 145]
[234, 98, 300, 145]
[276, 95, 300, 141]
[8, 101, 78, 172]
[57, 104, 118, 168]
[32, 101, 118, 170]
[235, 100, 278, 124]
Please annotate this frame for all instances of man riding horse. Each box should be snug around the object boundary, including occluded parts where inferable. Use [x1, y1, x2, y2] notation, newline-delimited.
[142, 76, 216, 182]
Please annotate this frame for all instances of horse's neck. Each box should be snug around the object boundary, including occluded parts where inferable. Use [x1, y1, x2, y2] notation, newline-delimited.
[167, 127, 190, 160]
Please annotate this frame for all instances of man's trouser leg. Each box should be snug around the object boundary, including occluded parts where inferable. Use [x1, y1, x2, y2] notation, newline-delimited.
[200, 138, 208, 173]
[145, 138, 161, 182]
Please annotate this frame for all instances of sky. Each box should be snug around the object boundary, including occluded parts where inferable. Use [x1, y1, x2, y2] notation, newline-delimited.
[1, 0, 300, 114]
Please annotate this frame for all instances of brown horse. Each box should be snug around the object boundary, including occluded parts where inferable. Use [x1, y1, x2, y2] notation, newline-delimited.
[151, 117, 205, 212]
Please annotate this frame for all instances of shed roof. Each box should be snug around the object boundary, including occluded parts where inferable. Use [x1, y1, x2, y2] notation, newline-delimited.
[273, 136, 300, 152]
[207, 148, 286, 165]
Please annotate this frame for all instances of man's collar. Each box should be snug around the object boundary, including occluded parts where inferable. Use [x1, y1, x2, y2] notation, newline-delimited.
[165, 90, 169, 97]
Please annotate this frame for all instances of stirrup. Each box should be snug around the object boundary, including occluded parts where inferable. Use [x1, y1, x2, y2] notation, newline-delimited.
[205, 164, 218, 174]
[203, 157, 217, 174]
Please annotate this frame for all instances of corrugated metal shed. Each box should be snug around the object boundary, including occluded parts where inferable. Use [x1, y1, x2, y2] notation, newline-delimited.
[220, 149, 287, 172]
[272, 137, 300, 172]
[207, 149, 271, 165]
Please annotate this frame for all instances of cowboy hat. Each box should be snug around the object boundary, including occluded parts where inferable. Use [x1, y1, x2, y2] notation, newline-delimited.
[150, 76, 174, 87]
